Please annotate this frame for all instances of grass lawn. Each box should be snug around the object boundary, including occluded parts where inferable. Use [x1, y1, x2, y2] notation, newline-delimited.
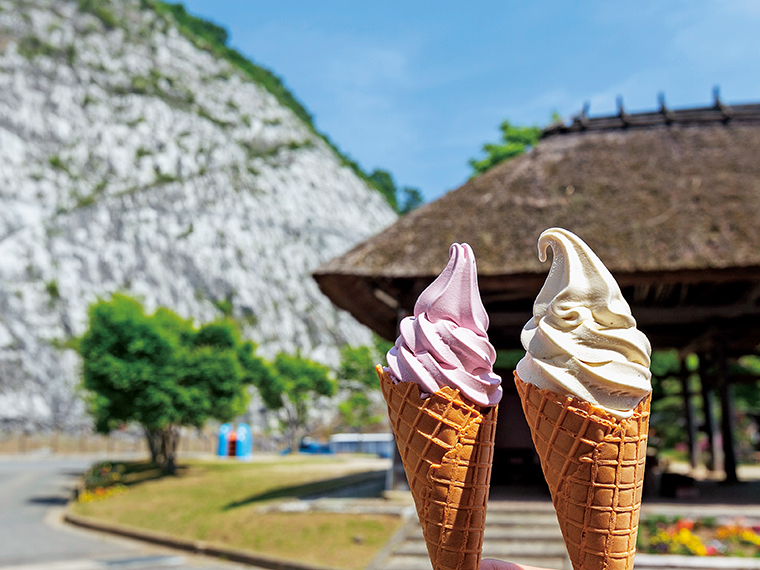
[71, 455, 404, 570]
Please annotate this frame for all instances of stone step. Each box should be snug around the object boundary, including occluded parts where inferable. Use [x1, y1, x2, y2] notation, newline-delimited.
[485, 527, 563, 540]
[483, 542, 569, 558]
[383, 554, 569, 570]
[386, 550, 760, 570]
[486, 508, 556, 516]
[389, 496, 557, 514]
[486, 501, 555, 513]
[395, 540, 567, 558]
[506, 557, 569, 570]
[403, 516, 561, 539]
[402, 530, 563, 545]
[375, 500, 569, 570]
[405, 532, 563, 547]
[486, 512, 560, 526]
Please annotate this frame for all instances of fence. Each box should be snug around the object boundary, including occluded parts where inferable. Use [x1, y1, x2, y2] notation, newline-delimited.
[0, 429, 219, 456]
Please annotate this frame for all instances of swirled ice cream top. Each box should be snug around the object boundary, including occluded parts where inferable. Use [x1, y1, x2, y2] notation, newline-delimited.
[516, 228, 651, 418]
[386, 243, 502, 407]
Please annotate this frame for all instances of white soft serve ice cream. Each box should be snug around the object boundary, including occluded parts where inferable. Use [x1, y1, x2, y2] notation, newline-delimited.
[516, 228, 651, 418]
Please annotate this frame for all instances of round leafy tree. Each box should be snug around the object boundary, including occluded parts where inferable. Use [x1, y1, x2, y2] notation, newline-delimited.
[256, 352, 336, 452]
[80, 294, 268, 473]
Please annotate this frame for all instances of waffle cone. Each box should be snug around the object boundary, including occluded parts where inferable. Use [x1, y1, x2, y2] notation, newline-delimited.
[377, 365, 498, 570]
[514, 372, 650, 570]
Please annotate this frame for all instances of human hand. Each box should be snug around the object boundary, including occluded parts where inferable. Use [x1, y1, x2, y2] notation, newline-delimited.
[480, 559, 558, 570]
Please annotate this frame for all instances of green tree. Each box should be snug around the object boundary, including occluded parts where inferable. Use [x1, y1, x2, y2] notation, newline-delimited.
[336, 343, 386, 433]
[338, 392, 382, 433]
[256, 352, 336, 452]
[368, 169, 424, 214]
[732, 355, 760, 411]
[339, 345, 378, 391]
[399, 187, 423, 214]
[469, 120, 541, 176]
[726, 355, 760, 460]
[373, 334, 394, 366]
[648, 350, 690, 453]
[368, 169, 397, 211]
[646, 351, 760, 462]
[79, 294, 266, 474]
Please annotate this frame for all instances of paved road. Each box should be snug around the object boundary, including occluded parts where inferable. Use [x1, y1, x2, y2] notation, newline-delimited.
[0, 455, 253, 570]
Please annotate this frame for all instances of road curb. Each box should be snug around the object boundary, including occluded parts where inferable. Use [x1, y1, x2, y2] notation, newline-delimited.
[63, 512, 339, 570]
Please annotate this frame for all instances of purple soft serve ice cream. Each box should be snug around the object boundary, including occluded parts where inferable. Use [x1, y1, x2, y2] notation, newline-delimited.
[386, 243, 502, 407]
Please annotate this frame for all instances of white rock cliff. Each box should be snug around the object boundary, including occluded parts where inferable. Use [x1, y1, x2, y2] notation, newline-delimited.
[0, 0, 397, 428]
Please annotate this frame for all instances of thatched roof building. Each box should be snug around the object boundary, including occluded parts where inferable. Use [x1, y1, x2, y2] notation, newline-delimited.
[315, 97, 760, 485]
[315, 99, 760, 356]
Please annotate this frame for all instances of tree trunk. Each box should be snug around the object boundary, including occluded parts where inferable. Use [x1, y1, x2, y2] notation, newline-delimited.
[161, 426, 180, 475]
[145, 428, 161, 464]
[291, 426, 304, 455]
[282, 404, 302, 454]
[288, 415, 303, 454]
[144, 426, 181, 474]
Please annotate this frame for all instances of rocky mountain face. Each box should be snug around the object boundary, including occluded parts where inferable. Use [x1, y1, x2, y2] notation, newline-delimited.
[0, 0, 397, 429]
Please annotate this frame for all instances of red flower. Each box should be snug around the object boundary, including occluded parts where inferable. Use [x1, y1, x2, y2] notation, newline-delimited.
[676, 519, 695, 531]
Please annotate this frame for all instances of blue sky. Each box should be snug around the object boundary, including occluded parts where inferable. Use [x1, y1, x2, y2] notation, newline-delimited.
[181, 1, 760, 202]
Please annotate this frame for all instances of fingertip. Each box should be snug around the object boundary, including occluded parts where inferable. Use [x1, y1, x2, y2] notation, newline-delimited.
[480, 559, 558, 570]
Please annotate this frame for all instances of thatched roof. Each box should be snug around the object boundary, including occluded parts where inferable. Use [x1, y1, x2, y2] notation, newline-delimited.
[314, 102, 760, 353]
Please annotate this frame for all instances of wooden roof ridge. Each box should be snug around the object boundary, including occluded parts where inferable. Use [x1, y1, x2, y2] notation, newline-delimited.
[543, 91, 760, 138]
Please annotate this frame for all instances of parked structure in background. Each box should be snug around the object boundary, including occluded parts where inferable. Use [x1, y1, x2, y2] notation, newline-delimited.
[217, 423, 253, 459]
[328, 433, 394, 458]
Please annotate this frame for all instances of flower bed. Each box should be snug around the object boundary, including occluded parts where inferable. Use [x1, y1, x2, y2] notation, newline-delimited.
[78, 461, 129, 502]
[638, 515, 760, 557]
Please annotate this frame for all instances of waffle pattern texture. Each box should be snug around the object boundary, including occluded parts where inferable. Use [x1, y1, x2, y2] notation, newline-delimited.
[377, 365, 498, 570]
[514, 373, 650, 570]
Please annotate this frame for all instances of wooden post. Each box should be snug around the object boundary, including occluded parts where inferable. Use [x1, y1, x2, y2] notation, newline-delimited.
[387, 442, 407, 491]
[679, 358, 699, 470]
[387, 305, 412, 491]
[698, 353, 722, 473]
[716, 342, 738, 483]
